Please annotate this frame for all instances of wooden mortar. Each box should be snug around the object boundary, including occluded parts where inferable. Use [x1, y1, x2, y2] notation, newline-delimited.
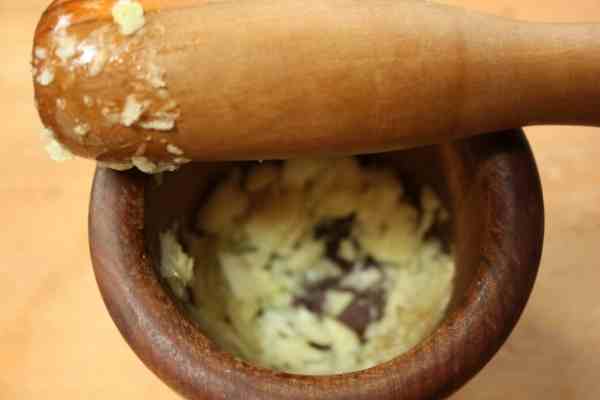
[89, 128, 544, 399]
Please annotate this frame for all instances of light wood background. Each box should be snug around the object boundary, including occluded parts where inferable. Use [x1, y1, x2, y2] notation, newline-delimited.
[1, 0, 598, 398]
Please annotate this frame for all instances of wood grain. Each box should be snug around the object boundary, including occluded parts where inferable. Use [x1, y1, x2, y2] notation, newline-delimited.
[89, 129, 543, 399]
[1, 1, 599, 399]
[32, 0, 600, 162]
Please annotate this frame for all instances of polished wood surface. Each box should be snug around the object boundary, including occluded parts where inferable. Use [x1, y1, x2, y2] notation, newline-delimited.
[89, 132, 542, 399]
[33, 0, 600, 162]
[1, 0, 599, 399]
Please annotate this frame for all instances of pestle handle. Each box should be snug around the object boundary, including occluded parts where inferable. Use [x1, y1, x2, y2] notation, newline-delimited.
[32, 0, 600, 168]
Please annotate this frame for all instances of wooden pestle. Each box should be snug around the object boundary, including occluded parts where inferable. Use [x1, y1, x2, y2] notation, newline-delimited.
[32, 0, 600, 168]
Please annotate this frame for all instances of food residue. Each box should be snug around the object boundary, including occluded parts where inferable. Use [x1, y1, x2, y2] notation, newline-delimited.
[73, 123, 90, 136]
[120, 95, 146, 126]
[41, 127, 73, 162]
[166, 144, 183, 155]
[33, 1, 183, 167]
[112, 0, 146, 36]
[131, 156, 178, 174]
[159, 157, 455, 375]
[36, 67, 54, 86]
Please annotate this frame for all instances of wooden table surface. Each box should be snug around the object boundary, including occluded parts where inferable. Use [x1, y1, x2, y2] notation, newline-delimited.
[1, 0, 598, 398]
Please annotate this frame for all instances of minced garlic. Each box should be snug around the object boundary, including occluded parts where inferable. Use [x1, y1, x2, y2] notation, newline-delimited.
[73, 123, 90, 136]
[160, 229, 195, 300]
[55, 34, 77, 62]
[159, 157, 455, 375]
[36, 67, 54, 86]
[112, 0, 145, 36]
[88, 48, 108, 77]
[34, 47, 48, 60]
[166, 144, 183, 155]
[40, 127, 73, 162]
[139, 118, 175, 131]
[131, 156, 177, 174]
[120, 95, 146, 126]
[97, 161, 134, 171]
[173, 157, 191, 164]
[45, 139, 73, 161]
